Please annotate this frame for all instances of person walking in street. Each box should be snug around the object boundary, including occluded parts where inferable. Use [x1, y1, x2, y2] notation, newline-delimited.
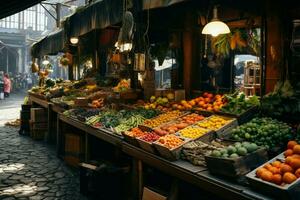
[3, 73, 11, 98]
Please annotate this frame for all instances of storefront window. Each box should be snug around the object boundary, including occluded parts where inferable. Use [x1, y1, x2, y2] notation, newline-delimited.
[154, 56, 176, 89]
[201, 28, 261, 96]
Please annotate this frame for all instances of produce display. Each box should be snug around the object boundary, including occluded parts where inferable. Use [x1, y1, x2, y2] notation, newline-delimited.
[210, 141, 259, 159]
[153, 113, 205, 135]
[230, 117, 293, 149]
[114, 115, 146, 134]
[91, 98, 105, 108]
[156, 135, 184, 149]
[143, 110, 183, 128]
[254, 141, 300, 185]
[182, 140, 225, 166]
[196, 115, 233, 131]
[144, 95, 171, 109]
[139, 132, 160, 143]
[172, 92, 225, 111]
[261, 80, 300, 119]
[220, 92, 260, 115]
[178, 126, 209, 139]
[64, 108, 101, 121]
[124, 127, 146, 138]
[113, 79, 130, 92]
[85, 108, 160, 134]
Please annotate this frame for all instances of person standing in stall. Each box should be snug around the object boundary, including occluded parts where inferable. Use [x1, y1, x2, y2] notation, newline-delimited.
[3, 73, 11, 98]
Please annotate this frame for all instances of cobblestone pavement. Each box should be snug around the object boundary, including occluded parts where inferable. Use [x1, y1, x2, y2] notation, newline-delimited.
[0, 93, 87, 200]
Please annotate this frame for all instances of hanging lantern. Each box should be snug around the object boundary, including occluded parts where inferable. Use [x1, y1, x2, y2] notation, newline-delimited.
[202, 6, 230, 37]
[31, 60, 39, 73]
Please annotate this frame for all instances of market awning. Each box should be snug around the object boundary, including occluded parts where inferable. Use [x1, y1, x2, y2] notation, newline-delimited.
[65, 0, 123, 38]
[31, 29, 65, 57]
[143, 0, 188, 9]
[0, 0, 44, 19]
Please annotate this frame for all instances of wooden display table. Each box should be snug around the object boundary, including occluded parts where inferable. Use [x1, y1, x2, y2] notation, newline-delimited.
[56, 114, 272, 200]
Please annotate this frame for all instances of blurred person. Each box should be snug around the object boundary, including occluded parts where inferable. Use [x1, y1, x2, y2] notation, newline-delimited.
[3, 73, 11, 97]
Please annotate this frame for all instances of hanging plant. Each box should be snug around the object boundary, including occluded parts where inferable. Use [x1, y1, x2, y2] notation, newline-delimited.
[211, 28, 260, 57]
[59, 55, 70, 67]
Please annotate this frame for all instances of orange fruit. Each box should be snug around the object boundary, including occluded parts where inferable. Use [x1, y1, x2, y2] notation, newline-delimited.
[280, 164, 294, 174]
[271, 174, 282, 185]
[283, 172, 297, 184]
[189, 100, 196, 106]
[261, 170, 273, 182]
[202, 104, 208, 109]
[269, 166, 280, 174]
[204, 98, 210, 103]
[287, 141, 298, 150]
[293, 145, 300, 154]
[256, 168, 267, 178]
[198, 101, 205, 106]
[292, 154, 300, 159]
[264, 163, 273, 171]
[290, 158, 300, 170]
[215, 94, 221, 99]
[295, 168, 300, 178]
[207, 107, 213, 111]
[272, 160, 282, 168]
[207, 93, 213, 98]
[286, 156, 294, 165]
[284, 149, 294, 157]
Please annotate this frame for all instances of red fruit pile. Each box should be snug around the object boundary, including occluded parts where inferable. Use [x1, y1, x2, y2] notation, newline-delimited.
[140, 132, 160, 143]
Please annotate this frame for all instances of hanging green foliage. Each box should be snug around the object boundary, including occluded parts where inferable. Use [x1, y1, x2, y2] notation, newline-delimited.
[211, 28, 260, 57]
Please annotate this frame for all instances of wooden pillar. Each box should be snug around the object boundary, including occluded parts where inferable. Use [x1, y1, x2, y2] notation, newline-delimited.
[264, 0, 283, 93]
[183, 12, 195, 98]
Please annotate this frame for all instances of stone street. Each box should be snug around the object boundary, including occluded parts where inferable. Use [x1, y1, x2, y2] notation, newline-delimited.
[0, 93, 86, 200]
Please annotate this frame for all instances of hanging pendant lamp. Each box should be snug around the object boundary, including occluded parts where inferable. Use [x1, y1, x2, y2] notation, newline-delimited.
[202, 6, 230, 37]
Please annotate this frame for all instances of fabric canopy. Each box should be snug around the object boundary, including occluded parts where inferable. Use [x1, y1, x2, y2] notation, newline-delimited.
[31, 29, 65, 57]
[0, 0, 44, 19]
[143, 0, 188, 9]
[65, 0, 123, 38]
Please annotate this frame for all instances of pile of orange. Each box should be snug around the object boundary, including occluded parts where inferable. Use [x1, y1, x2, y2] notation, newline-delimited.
[255, 141, 300, 186]
[172, 92, 226, 111]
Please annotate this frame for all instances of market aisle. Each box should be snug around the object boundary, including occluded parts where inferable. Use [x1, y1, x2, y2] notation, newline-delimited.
[0, 94, 86, 200]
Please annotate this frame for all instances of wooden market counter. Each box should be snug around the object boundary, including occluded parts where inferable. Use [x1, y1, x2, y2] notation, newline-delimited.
[28, 93, 66, 143]
[56, 113, 272, 200]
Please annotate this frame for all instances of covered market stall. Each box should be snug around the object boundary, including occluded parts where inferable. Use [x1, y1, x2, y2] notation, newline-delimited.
[23, 0, 300, 199]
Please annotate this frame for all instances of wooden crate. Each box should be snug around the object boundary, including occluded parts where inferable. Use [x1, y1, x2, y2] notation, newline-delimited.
[29, 120, 47, 140]
[196, 115, 238, 138]
[30, 128, 46, 140]
[64, 133, 83, 168]
[142, 187, 167, 200]
[176, 125, 214, 143]
[204, 147, 268, 178]
[74, 97, 89, 107]
[29, 120, 47, 129]
[30, 108, 47, 122]
[216, 106, 259, 125]
[122, 132, 140, 146]
[136, 137, 157, 154]
[153, 137, 190, 161]
[246, 153, 300, 200]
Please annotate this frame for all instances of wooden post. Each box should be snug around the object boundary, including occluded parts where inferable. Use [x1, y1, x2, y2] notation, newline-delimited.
[132, 159, 143, 200]
[183, 13, 193, 98]
[264, 0, 283, 93]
